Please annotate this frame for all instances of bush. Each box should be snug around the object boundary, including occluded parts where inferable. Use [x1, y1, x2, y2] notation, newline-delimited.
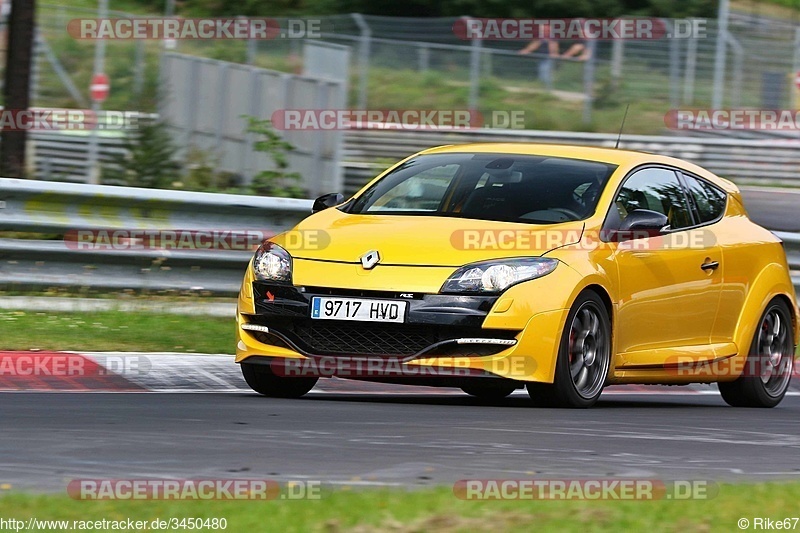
[244, 116, 306, 198]
[103, 121, 181, 188]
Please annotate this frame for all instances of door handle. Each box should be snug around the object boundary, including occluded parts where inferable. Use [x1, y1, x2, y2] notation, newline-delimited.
[701, 260, 720, 271]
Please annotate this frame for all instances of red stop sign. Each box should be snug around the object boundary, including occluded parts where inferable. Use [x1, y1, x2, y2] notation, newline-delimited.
[90, 73, 110, 103]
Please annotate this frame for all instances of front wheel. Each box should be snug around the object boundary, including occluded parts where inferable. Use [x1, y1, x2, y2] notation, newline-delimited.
[718, 299, 795, 408]
[241, 362, 318, 398]
[527, 291, 611, 408]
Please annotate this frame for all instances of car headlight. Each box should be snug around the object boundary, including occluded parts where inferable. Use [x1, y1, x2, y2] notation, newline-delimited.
[253, 242, 292, 283]
[441, 257, 558, 294]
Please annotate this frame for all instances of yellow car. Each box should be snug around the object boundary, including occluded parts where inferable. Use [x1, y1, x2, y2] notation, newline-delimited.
[235, 144, 798, 408]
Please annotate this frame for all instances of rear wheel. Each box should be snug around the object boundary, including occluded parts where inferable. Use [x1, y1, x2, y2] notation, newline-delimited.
[718, 299, 794, 408]
[241, 362, 318, 398]
[527, 291, 611, 408]
[461, 382, 518, 400]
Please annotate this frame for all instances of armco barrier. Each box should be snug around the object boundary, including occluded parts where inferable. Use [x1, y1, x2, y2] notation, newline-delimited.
[0, 178, 312, 295]
[0, 177, 311, 233]
[0, 177, 797, 295]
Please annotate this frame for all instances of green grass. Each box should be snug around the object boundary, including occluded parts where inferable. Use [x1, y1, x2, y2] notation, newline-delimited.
[0, 310, 233, 353]
[1, 482, 800, 532]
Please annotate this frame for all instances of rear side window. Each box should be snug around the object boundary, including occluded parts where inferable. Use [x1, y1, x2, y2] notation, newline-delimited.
[681, 174, 727, 224]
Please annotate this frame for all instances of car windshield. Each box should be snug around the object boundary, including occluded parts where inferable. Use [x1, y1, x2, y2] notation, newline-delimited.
[346, 153, 617, 224]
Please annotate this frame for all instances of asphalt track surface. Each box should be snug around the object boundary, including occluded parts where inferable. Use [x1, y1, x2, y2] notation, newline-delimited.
[2, 390, 800, 492]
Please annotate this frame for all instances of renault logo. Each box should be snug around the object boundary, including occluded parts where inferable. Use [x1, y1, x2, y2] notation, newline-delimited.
[360, 250, 381, 270]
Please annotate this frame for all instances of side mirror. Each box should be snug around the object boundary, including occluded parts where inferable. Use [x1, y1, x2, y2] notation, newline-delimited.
[616, 209, 669, 239]
[312, 193, 344, 214]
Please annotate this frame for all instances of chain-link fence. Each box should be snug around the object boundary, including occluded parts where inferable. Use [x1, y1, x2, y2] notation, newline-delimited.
[14, 8, 800, 136]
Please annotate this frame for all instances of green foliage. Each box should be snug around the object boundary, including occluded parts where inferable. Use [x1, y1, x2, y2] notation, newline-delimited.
[102, 118, 306, 196]
[103, 121, 181, 189]
[174, 146, 241, 193]
[190, 40, 249, 64]
[35, 32, 162, 112]
[244, 116, 306, 198]
[592, 74, 625, 110]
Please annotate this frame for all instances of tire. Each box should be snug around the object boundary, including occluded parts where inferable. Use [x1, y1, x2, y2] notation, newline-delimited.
[527, 291, 611, 408]
[241, 362, 318, 398]
[461, 382, 518, 400]
[718, 299, 795, 408]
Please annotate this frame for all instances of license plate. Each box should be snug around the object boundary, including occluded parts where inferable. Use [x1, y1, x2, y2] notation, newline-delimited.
[310, 297, 407, 323]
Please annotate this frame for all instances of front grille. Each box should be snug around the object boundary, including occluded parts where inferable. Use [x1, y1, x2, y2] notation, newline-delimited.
[285, 321, 518, 357]
[255, 303, 307, 317]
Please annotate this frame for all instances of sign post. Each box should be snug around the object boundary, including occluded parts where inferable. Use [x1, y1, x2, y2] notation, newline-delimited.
[90, 73, 109, 103]
[86, 0, 108, 184]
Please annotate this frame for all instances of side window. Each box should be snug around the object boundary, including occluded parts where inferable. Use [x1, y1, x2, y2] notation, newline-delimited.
[615, 168, 694, 230]
[681, 173, 727, 224]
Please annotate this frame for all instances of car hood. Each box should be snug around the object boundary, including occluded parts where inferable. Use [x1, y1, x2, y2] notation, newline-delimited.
[272, 208, 585, 267]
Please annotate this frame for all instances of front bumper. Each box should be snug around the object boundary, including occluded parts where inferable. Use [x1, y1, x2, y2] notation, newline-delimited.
[236, 281, 569, 383]
[245, 282, 516, 357]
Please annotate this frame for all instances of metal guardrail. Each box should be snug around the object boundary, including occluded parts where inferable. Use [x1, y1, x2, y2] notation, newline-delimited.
[0, 238, 250, 294]
[342, 128, 800, 189]
[0, 177, 311, 233]
[0, 178, 312, 295]
[0, 177, 797, 296]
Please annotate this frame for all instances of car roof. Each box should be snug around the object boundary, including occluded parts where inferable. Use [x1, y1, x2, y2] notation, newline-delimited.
[419, 143, 739, 193]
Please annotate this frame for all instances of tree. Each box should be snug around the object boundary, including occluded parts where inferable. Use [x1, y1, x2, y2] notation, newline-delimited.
[104, 121, 181, 188]
[244, 116, 305, 198]
[0, 0, 36, 178]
